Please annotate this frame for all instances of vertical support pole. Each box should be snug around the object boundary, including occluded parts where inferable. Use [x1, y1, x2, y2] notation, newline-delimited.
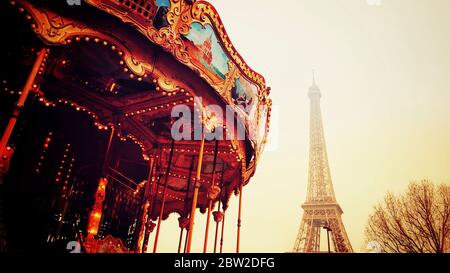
[87, 126, 116, 239]
[153, 139, 175, 253]
[220, 213, 226, 253]
[203, 200, 213, 253]
[101, 127, 116, 175]
[236, 183, 243, 253]
[178, 157, 194, 253]
[0, 48, 47, 157]
[214, 212, 220, 253]
[142, 166, 159, 253]
[186, 134, 205, 253]
[203, 139, 219, 253]
[213, 213, 220, 253]
[177, 228, 184, 254]
[183, 229, 189, 253]
[213, 165, 225, 253]
[136, 157, 155, 252]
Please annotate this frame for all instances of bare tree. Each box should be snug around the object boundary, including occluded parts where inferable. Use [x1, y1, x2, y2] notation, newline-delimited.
[365, 180, 450, 253]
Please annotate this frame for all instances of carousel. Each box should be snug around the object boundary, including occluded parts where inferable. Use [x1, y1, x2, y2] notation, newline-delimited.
[0, 0, 271, 253]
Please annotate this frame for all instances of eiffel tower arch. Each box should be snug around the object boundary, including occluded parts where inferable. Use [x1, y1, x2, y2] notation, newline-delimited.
[293, 74, 353, 253]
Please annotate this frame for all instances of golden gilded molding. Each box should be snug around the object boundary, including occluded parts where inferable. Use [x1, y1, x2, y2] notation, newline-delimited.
[156, 73, 178, 92]
[187, 1, 266, 90]
[83, 0, 268, 97]
[85, 0, 191, 64]
[25, 6, 88, 45]
[15, 0, 181, 95]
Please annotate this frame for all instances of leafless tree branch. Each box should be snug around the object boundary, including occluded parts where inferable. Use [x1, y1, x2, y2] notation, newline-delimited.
[365, 180, 450, 253]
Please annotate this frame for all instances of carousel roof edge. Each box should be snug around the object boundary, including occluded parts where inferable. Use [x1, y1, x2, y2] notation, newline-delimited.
[9, 0, 271, 182]
[83, 0, 269, 97]
[193, 0, 268, 88]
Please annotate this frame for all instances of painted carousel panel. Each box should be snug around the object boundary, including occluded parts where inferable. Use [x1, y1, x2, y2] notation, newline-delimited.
[182, 22, 230, 84]
[231, 75, 259, 138]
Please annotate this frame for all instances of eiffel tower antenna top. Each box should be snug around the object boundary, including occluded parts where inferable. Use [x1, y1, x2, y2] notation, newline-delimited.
[308, 69, 321, 98]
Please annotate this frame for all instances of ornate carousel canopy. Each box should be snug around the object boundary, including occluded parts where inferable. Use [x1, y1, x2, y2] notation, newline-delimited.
[0, 0, 271, 253]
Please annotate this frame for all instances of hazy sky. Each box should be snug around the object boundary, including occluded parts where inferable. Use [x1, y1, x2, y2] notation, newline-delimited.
[152, 0, 450, 252]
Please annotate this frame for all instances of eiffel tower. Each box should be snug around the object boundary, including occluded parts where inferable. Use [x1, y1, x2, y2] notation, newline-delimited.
[293, 74, 353, 253]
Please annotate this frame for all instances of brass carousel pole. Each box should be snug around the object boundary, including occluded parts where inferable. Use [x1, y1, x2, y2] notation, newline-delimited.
[203, 139, 219, 253]
[236, 182, 243, 253]
[0, 48, 47, 157]
[153, 139, 175, 253]
[183, 228, 189, 253]
[178, 158, 194, 253]
[213, 165, 225, 253]
[87, 125, 116, 239]
[186, 133, 205, 253]
[177, 224, 184, 254]
[136, 156, 155, 253]
[142, 162, 159, 253]
[220, 213, 226, 253]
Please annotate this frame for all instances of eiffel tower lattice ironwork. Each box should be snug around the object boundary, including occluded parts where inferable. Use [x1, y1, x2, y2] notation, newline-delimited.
[292, 75, 353, 253]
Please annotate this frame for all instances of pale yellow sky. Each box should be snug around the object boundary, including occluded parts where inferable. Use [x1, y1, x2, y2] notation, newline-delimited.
[152, 0, 450, 252]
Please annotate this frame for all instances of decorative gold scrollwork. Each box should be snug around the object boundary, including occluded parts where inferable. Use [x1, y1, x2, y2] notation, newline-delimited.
[27, 7, 88, 45]
[157, 75, 178, 92]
